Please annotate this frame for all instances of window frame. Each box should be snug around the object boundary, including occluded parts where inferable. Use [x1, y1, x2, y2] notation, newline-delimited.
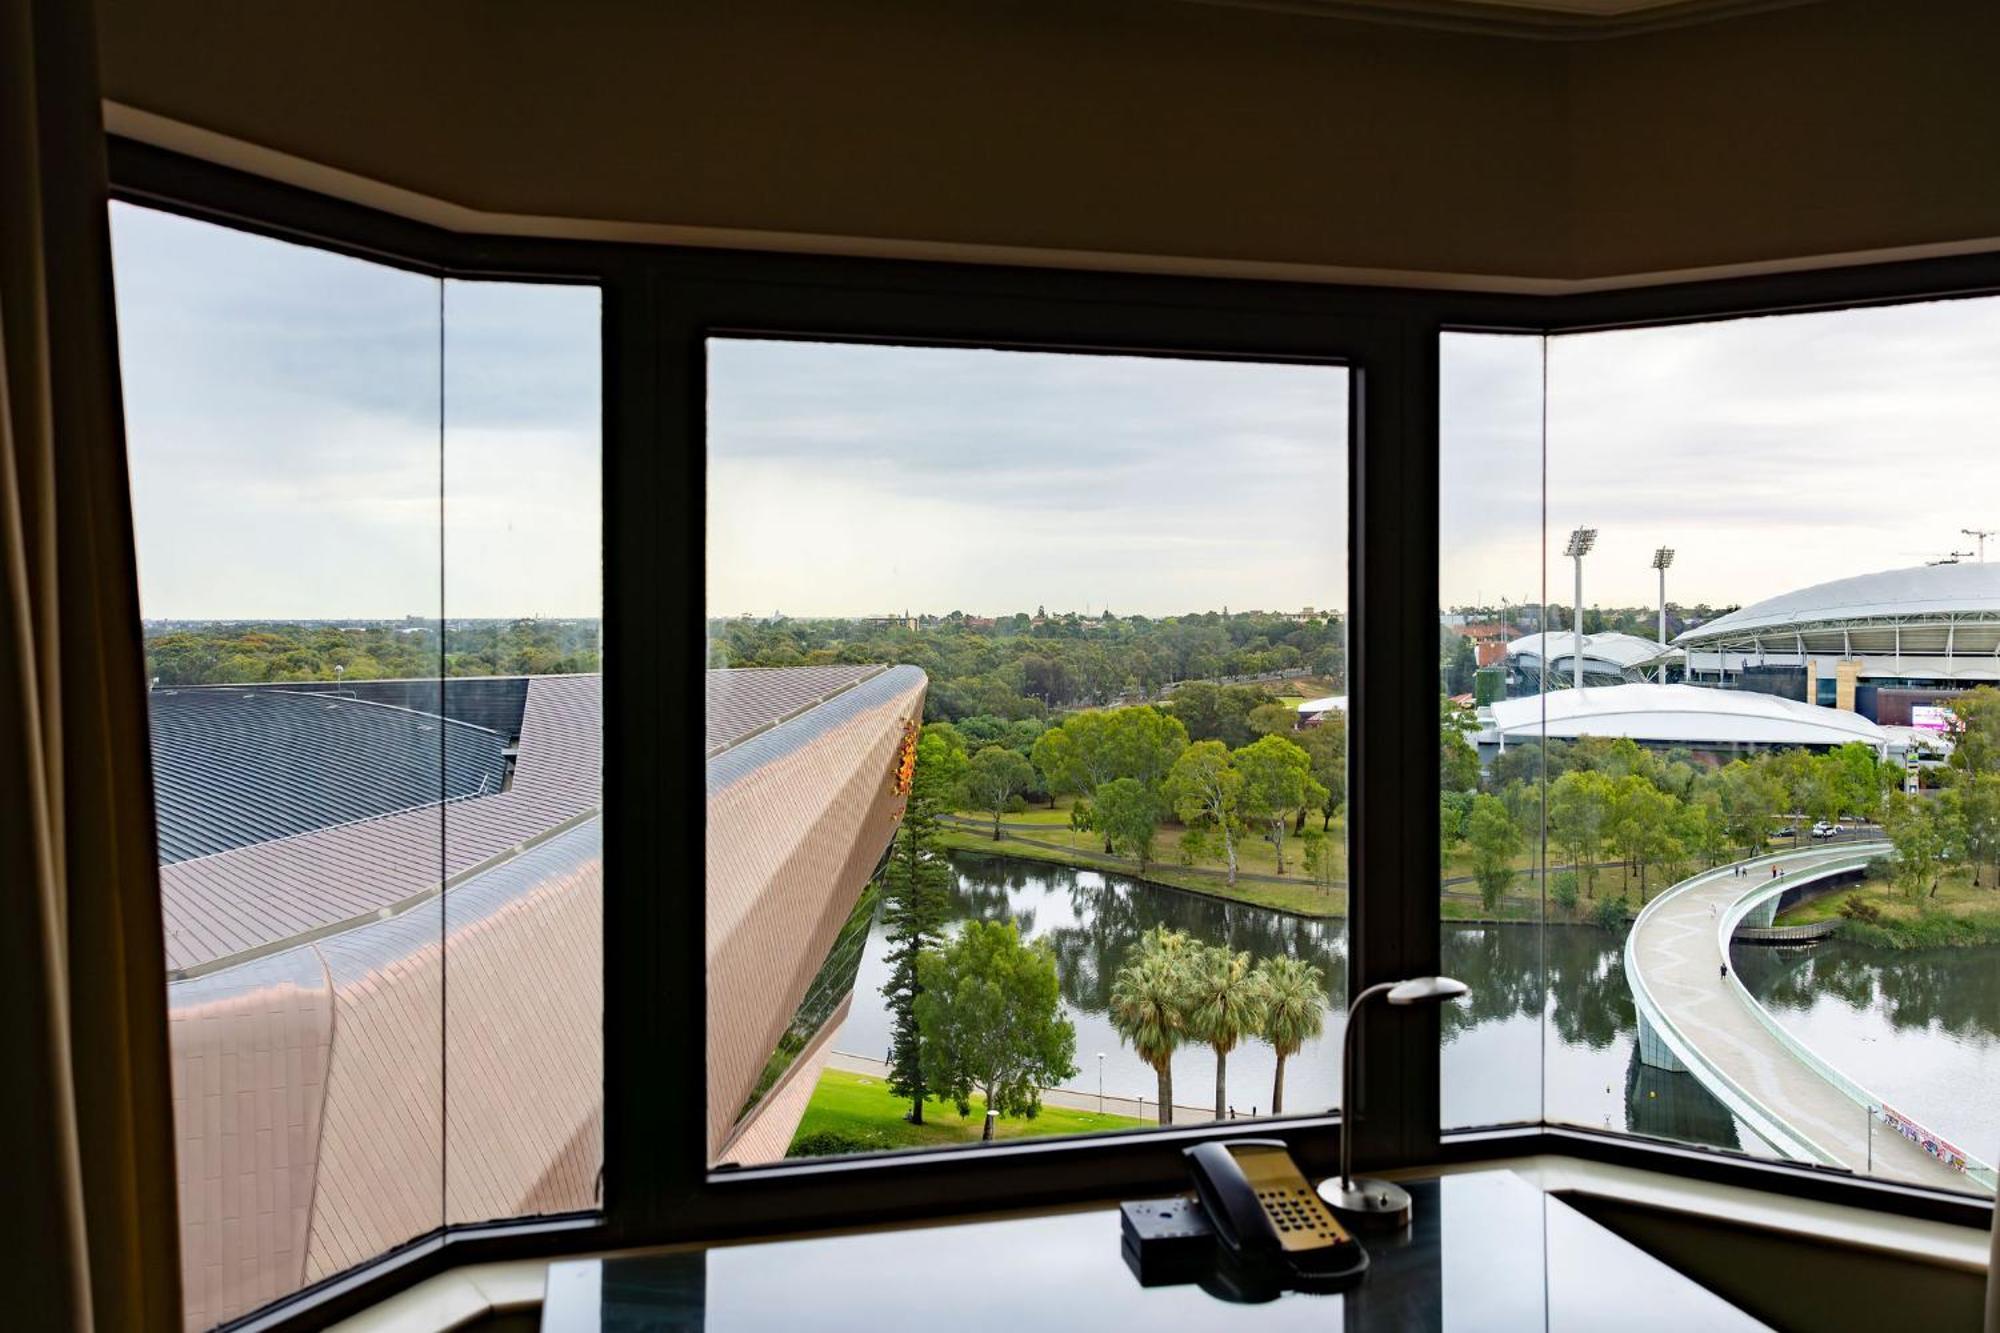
[107, 139, 1997, 1333]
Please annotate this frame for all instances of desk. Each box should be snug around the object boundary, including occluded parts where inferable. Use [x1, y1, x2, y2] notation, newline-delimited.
[542, 1169, 1767, 1330]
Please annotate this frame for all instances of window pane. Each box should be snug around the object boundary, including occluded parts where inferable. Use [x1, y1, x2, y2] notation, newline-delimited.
[115, 206, 606, 1331]
[116, 203, 445, 1329]
[1541, 303, 2000, 1196]
[705, 339, 1349, 1164]
[441, 279, 603, 1226]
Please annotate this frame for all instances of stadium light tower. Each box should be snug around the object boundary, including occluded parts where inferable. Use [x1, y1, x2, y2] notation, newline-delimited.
[1652, 547, 1675, 683]
[1964, 528, 1996, 562]
[1565, 527, 1597, 691]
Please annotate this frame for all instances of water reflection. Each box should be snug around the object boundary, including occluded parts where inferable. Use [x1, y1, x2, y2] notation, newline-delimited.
[834, 852, 1990, 1158]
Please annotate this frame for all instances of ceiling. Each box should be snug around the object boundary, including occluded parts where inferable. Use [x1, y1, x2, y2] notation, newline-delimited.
[1185, 0, 1824, 38]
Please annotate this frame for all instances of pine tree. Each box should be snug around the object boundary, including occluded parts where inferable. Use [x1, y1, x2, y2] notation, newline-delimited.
[880, 729, 962, 1124]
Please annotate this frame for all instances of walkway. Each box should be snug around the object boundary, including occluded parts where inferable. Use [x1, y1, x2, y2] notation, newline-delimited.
[1627, 844, 1993, 1191]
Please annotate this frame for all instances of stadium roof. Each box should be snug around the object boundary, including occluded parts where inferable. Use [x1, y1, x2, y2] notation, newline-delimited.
[706, 663, 888, 756]
[148, 689, 507, 863]
[1506, 631, 1678, 671]
[1481, 682, 1888, 750]
[1294, 694, 1347, 715]
[1678, 562, 2000, 644]
[160, 673, 601, 974]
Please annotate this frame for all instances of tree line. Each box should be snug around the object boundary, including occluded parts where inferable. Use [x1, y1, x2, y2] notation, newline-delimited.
[708, 608, 1344, 723]
[144, 618, 601, 685]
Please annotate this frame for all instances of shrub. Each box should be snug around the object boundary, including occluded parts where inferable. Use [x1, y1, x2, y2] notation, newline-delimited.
[1836, 893, 1883, 924]
[787, 1129, 884, 1158]
[1005, 794, 1029, 814]
[1551, 871, 1580, 918]
[1589, 895, 1628, 933]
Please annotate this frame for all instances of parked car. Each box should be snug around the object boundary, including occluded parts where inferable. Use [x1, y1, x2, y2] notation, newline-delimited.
[1810, 821, 1847, 839]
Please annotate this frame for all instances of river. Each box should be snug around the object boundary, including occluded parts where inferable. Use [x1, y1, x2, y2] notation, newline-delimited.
[829, 851, 2000, 1179]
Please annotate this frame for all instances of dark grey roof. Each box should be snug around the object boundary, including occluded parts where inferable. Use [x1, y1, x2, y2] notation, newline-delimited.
[148, 688, 508, 864]
[161, 673, 601, 974]
[242, 676, 532, 744]
[705, 665, 886, 756]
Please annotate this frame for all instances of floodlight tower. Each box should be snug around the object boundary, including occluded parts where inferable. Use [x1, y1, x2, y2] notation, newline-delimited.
[1964, 528, 1996, 563]
[1565, 527, 1597, 691]
[1652, 547, 1675, 683]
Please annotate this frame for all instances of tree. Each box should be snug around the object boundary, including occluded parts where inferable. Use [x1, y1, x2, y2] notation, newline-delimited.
[1882, 793, 1947, 899]
[967, 746, 1036, 840]
[1441, 695, 1480, 792]
[1948, 687, 2000, 779]
[1299, 825, 1338, 892]
[1092, 777, 1161, 874]
[1548, 769, 1610, 895]
[1948, 773, 2000, 888]
[1109, 929, 1193, 1125]
[1247, 701, 1297, 738]
[1828, 742, 1892, 823]
[915, 919, 1078, 1140]
[1104, 705, 1191, 790]
[1297, 713, 1347, 831]
[1605, 774, 1677, 901]
[1232, 733, 1326, 875]
[1165, 740, 1244, 885]
[878, 727, 965, 1124]
[1183, 946, 1269, 1119]
[1551, 869, 1581, 919]
[1713, 759, 1785, 856]
[1256, 956, 1325, 1115]
[1444, 633, 1476, 695]
[1465, 794, 1522, 913]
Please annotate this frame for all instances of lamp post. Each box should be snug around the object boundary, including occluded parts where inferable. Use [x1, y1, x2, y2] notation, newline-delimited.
[1320, 976, 1469, 1231]
[1565, 527, 1597, 691]
[1652, 547, 1674, 683]
[1097, 1052, 1105, 1114]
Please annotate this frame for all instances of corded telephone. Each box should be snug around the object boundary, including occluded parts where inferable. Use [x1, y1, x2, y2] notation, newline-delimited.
[1121, 1138, 1368, 1299]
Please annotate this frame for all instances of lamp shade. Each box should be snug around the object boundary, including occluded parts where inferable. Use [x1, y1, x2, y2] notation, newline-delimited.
[1385, 976, 1469, 1006]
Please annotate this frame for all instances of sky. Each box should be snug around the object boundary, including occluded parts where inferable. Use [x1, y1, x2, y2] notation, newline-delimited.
[1443, 303, 2000, 614]
[111, 202, 602, 620]
[111, 199, 2000, 622]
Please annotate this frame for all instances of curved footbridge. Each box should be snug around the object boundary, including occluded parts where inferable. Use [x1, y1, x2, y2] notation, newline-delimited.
[1626, 844, 1997, 1192]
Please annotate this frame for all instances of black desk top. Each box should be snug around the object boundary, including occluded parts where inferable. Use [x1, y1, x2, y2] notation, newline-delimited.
[543, 1169, 1768, 1331]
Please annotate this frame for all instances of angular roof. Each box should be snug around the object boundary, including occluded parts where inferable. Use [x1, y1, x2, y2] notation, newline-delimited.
[1507, 631, 1677, 671]
[1678, 562, 2000, 644]
[148, 688, 507, 863]
[1483, 682, 1887, 749]
[160, 673, 600, 975]
[705, 664, 887, 756]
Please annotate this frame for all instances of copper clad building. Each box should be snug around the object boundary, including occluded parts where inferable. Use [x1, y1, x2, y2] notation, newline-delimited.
[160, 664, 922, 1328]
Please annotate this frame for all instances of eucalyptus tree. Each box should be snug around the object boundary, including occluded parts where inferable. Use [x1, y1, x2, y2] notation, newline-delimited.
[1233, 733, 1325, 875]
[1165, 740, 1244, 885]
[915, 920, 1077, 1140]
[1184, 945, 1269, 1120]
[1255, 955, 1325, 1115]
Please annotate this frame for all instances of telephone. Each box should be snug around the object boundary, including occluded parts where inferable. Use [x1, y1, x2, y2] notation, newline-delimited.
[1121, 1138, 1368, 1299]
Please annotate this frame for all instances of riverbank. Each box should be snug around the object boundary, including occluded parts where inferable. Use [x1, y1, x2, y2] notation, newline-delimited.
[1778, 868, 2000, 949]
[787, 1066, 1147, 1156]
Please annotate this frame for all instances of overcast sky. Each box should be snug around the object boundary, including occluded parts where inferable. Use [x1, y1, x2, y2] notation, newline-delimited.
[113, 200, 2000, 622]
[111, 202, 601, 620]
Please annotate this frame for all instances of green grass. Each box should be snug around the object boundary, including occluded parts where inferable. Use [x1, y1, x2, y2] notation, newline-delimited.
[1778, 867, 2000, 947]
[788, 1067, 1146, 1154]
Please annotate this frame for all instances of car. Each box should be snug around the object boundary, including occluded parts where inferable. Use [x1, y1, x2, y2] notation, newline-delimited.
[1810, 821, 1844, 839]
[1773, 825, 1798, 839]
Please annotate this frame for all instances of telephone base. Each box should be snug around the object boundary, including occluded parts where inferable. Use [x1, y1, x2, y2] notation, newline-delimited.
[1318, 1176, 1413, 1232]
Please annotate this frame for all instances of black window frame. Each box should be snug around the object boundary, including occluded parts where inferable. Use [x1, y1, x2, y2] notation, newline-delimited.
[106, 139, 1997, 1333]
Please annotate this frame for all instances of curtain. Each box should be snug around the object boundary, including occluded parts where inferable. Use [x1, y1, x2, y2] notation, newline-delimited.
[1, 0, 182, 1326]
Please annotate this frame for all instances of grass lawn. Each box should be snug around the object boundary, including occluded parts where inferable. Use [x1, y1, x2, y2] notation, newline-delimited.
[1777, 867, 2000, 945]
[789, 1067, 1146, 1155]
[938, 827, 1347, 917]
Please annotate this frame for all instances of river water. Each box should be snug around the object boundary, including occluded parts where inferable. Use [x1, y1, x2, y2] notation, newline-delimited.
[830, 852, 2000, 1178]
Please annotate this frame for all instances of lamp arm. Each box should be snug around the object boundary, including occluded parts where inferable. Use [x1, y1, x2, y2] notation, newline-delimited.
[1339, 982, 1400, 1190]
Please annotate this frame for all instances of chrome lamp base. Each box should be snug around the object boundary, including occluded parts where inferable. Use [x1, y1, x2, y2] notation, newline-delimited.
[1317, 1176, 1413, 1231]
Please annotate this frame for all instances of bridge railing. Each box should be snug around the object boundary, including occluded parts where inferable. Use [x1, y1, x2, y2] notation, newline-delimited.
[1718, 864, 1999, 1196]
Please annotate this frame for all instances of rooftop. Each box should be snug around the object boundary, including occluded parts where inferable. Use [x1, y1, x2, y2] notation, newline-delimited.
[1678, 562, 2000, 644]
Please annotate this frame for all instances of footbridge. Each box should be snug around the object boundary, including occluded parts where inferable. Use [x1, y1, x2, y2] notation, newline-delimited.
[1625, 843, 1997, 1192]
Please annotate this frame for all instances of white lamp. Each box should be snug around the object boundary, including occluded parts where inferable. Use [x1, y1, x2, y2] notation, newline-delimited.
[1319, 975, 1469, 1230]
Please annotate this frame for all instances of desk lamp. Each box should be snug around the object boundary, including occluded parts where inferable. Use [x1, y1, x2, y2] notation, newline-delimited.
[1319, 975, 1469, 1230]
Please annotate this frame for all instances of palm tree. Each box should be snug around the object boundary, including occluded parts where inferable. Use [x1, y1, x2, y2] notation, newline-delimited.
[1184, 946, 1269, 1120]
[1255, 955, 1325, 1115]
[1109, 948, 1188, 1126]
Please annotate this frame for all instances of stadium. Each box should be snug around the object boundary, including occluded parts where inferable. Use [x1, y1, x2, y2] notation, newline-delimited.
[1475, 682, 1894, 766]
[1503, 630, 1677, 696]
[160, 665, 923, 1329]
[1675, 561, 2000, 724]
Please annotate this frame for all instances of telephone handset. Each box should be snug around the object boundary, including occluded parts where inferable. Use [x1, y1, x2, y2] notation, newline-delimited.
[1183, 1139, 1368, 1292]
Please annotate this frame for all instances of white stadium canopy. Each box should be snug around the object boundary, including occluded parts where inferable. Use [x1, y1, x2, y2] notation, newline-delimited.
[1295, 694, 1347, 716]
[1479, 683, 1889, 752]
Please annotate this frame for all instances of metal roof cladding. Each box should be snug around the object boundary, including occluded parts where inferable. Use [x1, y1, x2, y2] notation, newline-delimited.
[147, 687, 510, 863]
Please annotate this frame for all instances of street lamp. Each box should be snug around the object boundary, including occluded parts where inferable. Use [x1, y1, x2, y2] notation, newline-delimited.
[1564, 527, 1597, 692]
[1320, 976, 1470, 1231]
[1652, 547, 1675, 683]
[1097, 1052, 1105, 1114]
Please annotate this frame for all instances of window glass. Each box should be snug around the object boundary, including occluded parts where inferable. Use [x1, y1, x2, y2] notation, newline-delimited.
[113, 203, 603, 1331]
[705, 339, 1350, 1163]
[1444, 305, 2000, 1199]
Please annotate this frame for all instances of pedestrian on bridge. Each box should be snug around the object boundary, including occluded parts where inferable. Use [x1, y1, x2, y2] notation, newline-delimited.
[1719, 963, 1728, 981]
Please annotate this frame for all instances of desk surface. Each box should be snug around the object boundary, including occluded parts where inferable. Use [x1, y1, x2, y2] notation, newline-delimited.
[543, 1169, 1767, 1331]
